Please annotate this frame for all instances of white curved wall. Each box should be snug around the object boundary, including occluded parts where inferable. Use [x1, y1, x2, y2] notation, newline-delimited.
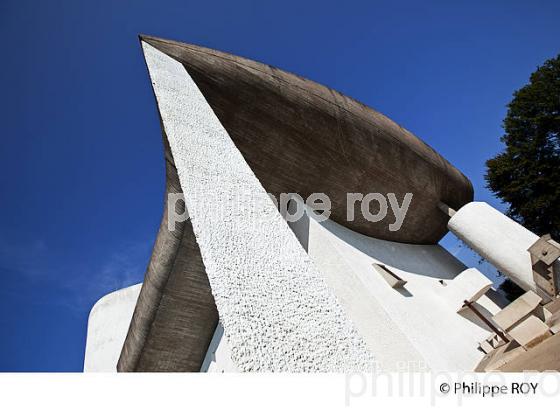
[288, 201, 502, 371]
[448, 202, 542, 298]
[142, 41, 376, 372]
[84, 208, 507, 373]
[200, 323, 238, 372]
[83, 284, 141, 372]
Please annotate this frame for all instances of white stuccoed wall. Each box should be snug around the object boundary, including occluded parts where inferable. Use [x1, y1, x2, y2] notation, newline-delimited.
[83, 284, 141, 372]
[84, 48, 512, 374]
[81, 206, 507, 373]
[448, 202, 544, 298]
[200, 323, 238, 372]
[141, 42, 376, 372]
[443, 268, 493, 312]
[200, 200, 505, 372]
[286, 201, 502, 372]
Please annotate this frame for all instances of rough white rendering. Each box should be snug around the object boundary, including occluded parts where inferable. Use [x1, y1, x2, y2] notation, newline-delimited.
[287, 201, 502, 371]
[140, 42, 376, 372]
[84, 284, 141, 372]
[83, 36, 560, 373]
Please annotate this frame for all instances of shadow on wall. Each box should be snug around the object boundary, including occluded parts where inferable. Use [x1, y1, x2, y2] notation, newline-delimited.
[458, 301, 495, 332]
[285, 200, 466, 281]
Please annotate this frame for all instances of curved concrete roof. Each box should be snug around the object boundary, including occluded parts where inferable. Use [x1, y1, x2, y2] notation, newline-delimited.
[118, 135, 218, 372]
[118, 36, 473, 372]
[139, 35, 473, 245]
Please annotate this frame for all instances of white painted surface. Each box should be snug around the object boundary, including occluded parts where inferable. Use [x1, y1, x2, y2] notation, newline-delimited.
[287, 201, 501, 371]
[448, 202, 544, 298]
[142, 42, 375, 372]
[83, 284, 141, 372]
[444, 268, 493, 312]
[200, 323, 238, 372]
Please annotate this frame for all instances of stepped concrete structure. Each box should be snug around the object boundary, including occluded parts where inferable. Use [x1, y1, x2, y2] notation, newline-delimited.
[84, 36, 560, 372]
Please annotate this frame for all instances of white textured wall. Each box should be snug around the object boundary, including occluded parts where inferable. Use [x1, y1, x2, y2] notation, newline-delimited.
[200, 323, 238, 372]
[443, 268, 493, 312]
[448, 202, 542, 298]
[142, 42, 375, 372]
[288, 201, 501, 371]
[84, 284, 141, 372]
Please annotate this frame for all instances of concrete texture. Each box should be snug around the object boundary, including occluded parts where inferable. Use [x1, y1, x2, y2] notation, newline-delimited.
[479, 332, 560, 372]
[507, 315, 551, 348]
[448, 202, 548, 299]
[543, 298, 560, 322]
[139, 41, 376, 371]
[528, 235, 560, 297]
[492, 290, 541, 331]
[140, 35, 473, 245]
[287, 200, 502, 371]
[84, 284, 141, 372]
[118, 143, 218, 372]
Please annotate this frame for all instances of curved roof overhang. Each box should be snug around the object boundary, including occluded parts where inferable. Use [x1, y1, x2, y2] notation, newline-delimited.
[118, 35, 473, 371]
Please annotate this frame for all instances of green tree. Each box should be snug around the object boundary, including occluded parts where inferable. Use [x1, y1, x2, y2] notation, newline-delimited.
[486, 55, 560, 239]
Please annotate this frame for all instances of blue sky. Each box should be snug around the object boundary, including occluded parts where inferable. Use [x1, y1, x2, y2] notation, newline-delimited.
[0, 0, 559, 371]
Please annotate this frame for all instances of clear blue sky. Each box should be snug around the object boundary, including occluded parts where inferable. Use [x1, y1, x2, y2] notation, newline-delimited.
[1, 0, 559, 371]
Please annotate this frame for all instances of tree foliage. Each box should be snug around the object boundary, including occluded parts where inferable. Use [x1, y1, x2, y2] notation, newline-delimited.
[486, 55, 560, 239]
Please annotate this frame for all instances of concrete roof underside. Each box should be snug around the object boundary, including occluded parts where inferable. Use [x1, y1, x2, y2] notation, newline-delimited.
[118, 133, 218, 372]
[137, 35, 473, 245]
[117, 35, 474, 372]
